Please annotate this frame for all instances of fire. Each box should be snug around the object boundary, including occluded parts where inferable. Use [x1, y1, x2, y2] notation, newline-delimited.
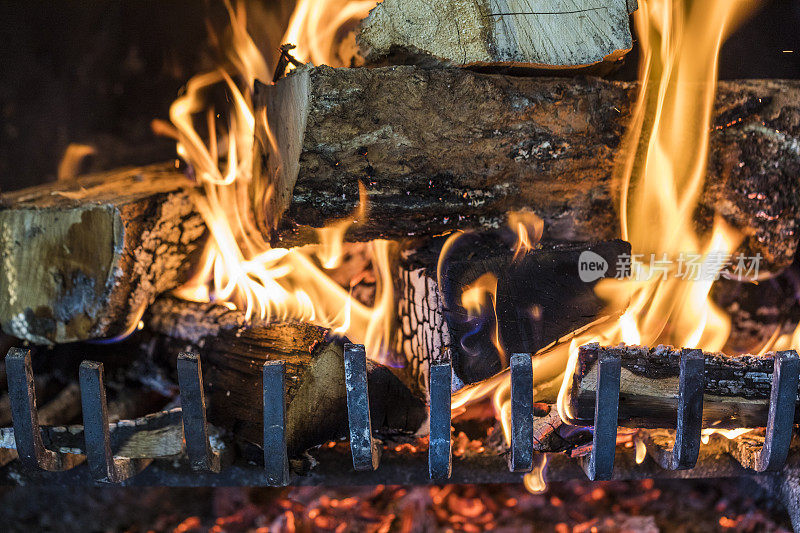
[555, 0, 763, 420]
[165, 0, 398, 361]
[283, 0, 375, 67]
[453, 0, 767, 491]
[165, 0, 776, 497]
[509, 211, 544, 261]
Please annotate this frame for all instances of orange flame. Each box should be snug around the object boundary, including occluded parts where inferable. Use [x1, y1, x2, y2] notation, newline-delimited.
[508, 211, 544, 261]
[167, 0, 397, 362]
[453, 0, 769, 493]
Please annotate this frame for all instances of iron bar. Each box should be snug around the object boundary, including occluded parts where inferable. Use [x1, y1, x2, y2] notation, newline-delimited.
[176, 352, 220, 472]
[429, 360, 453, 480]
[585, 350, 621, 481]
[757, 350, 800, 472]
[343, 343, 379, 471]
[262, 360, 289, 485]
[79, 361, 149, 483]
[509, 353, 534, 472]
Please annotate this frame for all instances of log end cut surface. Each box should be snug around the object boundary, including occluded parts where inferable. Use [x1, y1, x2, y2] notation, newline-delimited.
[0, 164, 205, 344]
[357, 0, 636, 68]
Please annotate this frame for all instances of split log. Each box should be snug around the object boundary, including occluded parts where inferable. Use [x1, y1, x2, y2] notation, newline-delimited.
[357, 0, 637, 69]
[146, 297, 428, 458]
[254, 66, 800, 272]
[0, 408, 186, 460]
[0, 163, 205, 344]
[570, 343, 800, 429]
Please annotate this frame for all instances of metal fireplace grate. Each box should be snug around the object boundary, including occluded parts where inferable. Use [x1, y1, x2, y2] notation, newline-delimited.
[1, 345, 799, 487]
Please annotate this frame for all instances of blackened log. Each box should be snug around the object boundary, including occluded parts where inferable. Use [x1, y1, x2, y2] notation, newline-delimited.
[254, 66, 800, 272]
[402, 234, 630, 384]
[0, 163, 205, 344]
[571, 343, 800, 429]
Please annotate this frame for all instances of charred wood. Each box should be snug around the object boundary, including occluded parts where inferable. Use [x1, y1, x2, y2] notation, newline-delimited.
[571, 343, 800, 429]
[400, 235, 630, 384]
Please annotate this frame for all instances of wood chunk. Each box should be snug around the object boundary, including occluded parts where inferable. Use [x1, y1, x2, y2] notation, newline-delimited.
[357, 0, 637, 68]
[0, 408, 186, 459]
[254, 66, 800, 272]
[0, 163, 205, 344]
[571, 343, 800, 429]
[145, 298, 428, 457]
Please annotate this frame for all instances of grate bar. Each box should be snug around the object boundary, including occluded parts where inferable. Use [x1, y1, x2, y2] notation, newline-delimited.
[669, 349, 705, 469]
[176, 352, 221, 472]
[584, 350, 621, 481]
[757, 350, 799, 472]
[79, 361, 149, 483]
[344, 343, 380, 471]
[262, 360, 289, 485]
[5, 348, 66, 471]
[509, 353, 534, 472]
[429, 360, 453, 480]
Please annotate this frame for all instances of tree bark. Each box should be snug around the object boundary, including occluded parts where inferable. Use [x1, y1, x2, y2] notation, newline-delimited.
[0, 163, 205, 344]
[357, 0, 637, 69]
[570, 343, 800, 429]
[254, 66, 800, 272]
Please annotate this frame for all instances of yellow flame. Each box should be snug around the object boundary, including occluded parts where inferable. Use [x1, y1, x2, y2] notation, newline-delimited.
[283, 0, 375, 67]
[453, 0, 768, 491]
[701, 427, 754, 445]
[166, 1, 398, 362]
[523, 454, 548, 493]
[508, 211, 544, 261]
[315, 182, 369, 269]
[57, 143, 96, 181]
[634, 436, 647, 464]
[461, 273, 507, 369]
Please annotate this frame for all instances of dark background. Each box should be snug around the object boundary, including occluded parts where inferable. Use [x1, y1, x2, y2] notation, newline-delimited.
[0, 0, 797, 192]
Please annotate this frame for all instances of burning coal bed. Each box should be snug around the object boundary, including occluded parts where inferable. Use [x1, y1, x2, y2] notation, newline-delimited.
[1, 0, 800, 530]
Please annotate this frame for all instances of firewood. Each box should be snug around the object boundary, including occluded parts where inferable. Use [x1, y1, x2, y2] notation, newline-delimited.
[570, 343, 800, 429]
[357, 0, 638, 69]
[254, 66, 800, 272]
[398, 234, 630, 385]
[145, 297, 428, 457]
[0, 163, 205, 344]
[0, 408, 185, 459]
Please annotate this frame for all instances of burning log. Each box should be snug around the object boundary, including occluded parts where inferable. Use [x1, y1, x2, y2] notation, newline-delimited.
[146, 297, 427, 458]
[357, 0, 637, 69]
[399, 234, 630, 384]
[0, 163, 205, 344]
[570, 343, 800, 429]
[254, 66, 800, 272]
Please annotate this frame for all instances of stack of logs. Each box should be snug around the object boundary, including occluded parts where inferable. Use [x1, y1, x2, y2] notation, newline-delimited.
[1, 0, 800, 462]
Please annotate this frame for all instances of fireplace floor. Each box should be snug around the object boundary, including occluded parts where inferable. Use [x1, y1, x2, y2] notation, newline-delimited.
[0, 478, 790, 532]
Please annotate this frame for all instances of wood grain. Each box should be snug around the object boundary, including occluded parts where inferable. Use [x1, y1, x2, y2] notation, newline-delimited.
[0, 163, 205, 343]
[358, 0, 637, 68]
